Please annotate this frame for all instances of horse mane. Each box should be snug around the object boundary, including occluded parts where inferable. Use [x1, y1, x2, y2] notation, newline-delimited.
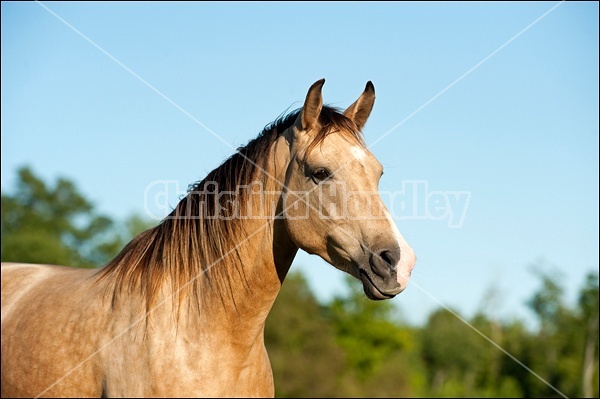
[97, 106, 364, 314]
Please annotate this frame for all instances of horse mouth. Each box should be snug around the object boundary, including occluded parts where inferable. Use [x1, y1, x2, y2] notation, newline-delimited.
[359, 269, 401, 300]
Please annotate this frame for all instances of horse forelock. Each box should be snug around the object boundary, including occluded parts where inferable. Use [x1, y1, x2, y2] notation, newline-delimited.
[305, 106, 365, 158]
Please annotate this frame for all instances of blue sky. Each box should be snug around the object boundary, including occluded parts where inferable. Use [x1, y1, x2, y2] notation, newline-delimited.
[1, 1, 598, 326]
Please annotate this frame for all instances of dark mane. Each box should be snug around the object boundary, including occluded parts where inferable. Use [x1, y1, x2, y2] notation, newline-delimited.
[97, 106, 364, 313]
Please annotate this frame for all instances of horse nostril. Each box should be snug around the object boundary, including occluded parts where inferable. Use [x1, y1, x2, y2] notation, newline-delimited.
[380, 250, 395, 267]
[368, 249, 400, 280]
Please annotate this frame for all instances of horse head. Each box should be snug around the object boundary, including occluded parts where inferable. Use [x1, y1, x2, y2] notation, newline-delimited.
[281, 79, 416, 300]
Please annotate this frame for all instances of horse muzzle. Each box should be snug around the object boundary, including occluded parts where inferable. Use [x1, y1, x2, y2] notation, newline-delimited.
[358, 246, 405, 300]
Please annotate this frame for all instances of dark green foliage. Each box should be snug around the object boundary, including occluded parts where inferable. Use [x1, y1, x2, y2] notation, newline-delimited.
[1, 166, 154, 268]
[265, 265, 598, 398]
[327, 279, 414, 382]
[265, 272, 346, 397]
[2, 166, 114, 267]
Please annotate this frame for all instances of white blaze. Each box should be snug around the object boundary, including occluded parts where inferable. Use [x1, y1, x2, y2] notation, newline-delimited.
[349, 145, 367, 161]
[383, 208, 416, 291]
[349, 143, 415, 291]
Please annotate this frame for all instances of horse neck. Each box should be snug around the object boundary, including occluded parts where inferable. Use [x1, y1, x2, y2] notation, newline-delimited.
[187, 135, 297, 336]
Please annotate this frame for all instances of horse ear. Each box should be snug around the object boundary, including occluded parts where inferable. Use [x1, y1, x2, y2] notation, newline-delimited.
[344, 81, 375, 131]
[301, 79, 325, 130]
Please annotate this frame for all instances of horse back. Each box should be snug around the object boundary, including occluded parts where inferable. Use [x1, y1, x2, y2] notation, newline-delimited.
[1, 263, 106, 397]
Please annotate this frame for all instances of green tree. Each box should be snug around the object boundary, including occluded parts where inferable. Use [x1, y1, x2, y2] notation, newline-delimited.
[266, 273, 425, 397]
[94, 213, 157, 263]
[326, 277, 420, 397]
[578, 272, 599, 398]
[328, 280, 408, 379]
[265, 271, 346, 398]
[466, 312, 524, 398]
[1, 166, 154, 268]
[522, 266, 596, 397]
[420, 308, 491, 397]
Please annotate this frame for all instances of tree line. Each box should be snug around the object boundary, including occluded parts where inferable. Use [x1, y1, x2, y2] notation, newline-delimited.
[2, 167, 598, 397]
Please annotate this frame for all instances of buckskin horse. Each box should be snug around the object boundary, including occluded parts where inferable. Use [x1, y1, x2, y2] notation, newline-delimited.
[1, 79, 416, 397]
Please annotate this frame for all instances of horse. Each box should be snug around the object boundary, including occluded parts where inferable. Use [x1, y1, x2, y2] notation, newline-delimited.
[1, 79, 416, 397]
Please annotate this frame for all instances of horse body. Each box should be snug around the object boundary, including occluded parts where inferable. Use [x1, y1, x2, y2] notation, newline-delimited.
[2, 198, 289, 397]
[2, 234, 284, 397]
[1, 79, 415, 397]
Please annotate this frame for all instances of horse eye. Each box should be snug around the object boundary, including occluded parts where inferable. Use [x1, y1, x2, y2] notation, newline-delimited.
[312, 168, 330, 182]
